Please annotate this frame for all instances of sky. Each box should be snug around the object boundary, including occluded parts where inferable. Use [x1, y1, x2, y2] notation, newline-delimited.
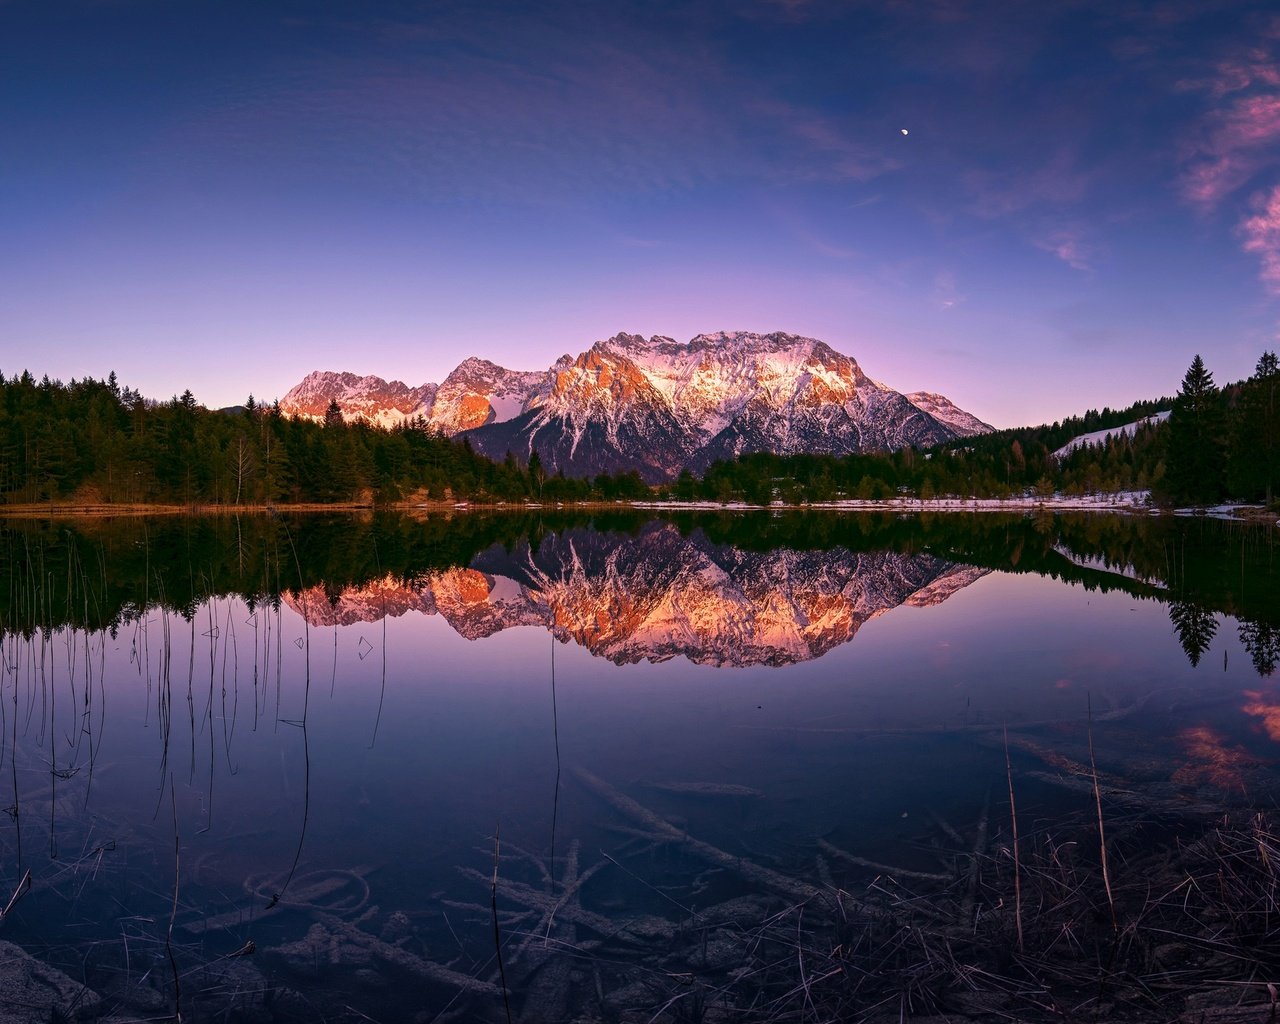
[4, 0, 1280, 428]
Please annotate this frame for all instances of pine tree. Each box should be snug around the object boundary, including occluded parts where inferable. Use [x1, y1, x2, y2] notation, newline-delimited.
[1163, 355, 1225, 504]
[1252, 351, 1278, 505]
[1169, 601, 1217, 667]
[1240, 619, 1280, 677]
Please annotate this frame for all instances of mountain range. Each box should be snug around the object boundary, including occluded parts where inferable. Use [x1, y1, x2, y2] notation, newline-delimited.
[280, 331, 993, 481]
[283, 523, 988, 667]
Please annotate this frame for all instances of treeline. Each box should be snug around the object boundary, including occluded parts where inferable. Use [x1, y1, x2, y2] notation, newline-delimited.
[682, 398, 1173, 504]
[684, 351, 1279, 507]
[1, 352, 1276, 509]
[0, 372, 651, 505]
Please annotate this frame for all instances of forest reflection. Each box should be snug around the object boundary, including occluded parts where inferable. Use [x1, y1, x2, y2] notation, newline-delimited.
[1, 508, 1277, 671]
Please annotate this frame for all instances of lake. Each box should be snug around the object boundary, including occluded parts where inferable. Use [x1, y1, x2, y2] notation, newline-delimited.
[1, 509, 1278, 1023]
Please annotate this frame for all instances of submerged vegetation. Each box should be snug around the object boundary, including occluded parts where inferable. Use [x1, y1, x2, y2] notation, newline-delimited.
[0, 351, 1275, 510]
[0, 511, 1279, 1020]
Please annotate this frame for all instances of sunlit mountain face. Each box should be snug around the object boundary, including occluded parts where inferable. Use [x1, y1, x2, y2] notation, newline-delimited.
[284, 522, 989, 666]
[281, 332, 994, 481]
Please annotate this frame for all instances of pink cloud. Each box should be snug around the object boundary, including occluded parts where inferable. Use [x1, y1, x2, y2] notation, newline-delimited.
[1181, 94, 1280, 206]
[1239, 184, 1280, 294]
[1177, 40, 1280, 294]
[1177, 52, 1280, 100]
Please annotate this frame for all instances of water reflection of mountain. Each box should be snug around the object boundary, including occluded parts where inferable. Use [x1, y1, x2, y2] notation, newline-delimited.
[284, 523, 989, 667]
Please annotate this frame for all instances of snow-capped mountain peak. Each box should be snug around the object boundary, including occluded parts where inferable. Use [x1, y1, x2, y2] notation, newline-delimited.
[279, 371, 437, 429]
[279, 330, 993, 479]
[431, 359, 544, 435]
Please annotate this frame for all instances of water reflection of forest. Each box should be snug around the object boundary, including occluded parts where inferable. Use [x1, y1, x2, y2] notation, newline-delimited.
[1, 509, 1277, 670]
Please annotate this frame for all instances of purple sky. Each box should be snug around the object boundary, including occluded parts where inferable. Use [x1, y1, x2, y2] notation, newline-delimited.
[4, 0, 1280, 427]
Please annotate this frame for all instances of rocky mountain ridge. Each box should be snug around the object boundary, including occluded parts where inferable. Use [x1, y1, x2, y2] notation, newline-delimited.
[280, 331, 993, 480]
[283, 523, 989, 668]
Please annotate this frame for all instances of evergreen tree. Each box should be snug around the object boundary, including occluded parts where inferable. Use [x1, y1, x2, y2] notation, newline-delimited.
[1169, 601, 1218, 667]
[1236, 351, 1280, 505]
[1162, 355, 1225, 504]
[1239, 619, 1280, 677]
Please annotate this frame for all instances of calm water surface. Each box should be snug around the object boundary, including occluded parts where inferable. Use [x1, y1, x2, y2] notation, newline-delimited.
[0, 510, 1277, 1021]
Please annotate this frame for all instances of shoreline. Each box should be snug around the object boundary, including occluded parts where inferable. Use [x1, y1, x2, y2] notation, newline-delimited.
[0, 493, 1275, 523]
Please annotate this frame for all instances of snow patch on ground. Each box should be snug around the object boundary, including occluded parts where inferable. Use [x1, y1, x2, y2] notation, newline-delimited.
[634, 491, 1156, 513]
[628, 493, 1278, 525]
[1052, 411, 1170, 459]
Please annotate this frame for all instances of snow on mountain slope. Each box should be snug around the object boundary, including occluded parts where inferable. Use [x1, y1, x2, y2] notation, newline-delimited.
[1052, 410, 1170, 459]
[466, 331, 977, 479]
[281, 330, 992, 479]
[280, 371, 437, 429]
[428, 358, 546, 435]
[280, 362, 543, 433]
[906, 391, 994, 437]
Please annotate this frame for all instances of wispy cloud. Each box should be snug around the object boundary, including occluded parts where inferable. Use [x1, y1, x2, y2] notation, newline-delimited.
[1180, 93, 1280, 206]
[766, 201, 863, 260]
[156, 5, 909, 206]
[1178, 54, 1280, 100]
[932, 269, 963, 310]
[1176, 27, 1280, 293]
[748, 99, 902, 184]
[1033, 228, 1094, 272]
[962, 148, 1094, 218]
[1239, 184, 1280, 293]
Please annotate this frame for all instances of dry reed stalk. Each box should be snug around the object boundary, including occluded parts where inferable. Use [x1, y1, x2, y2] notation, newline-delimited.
[817, 839, 951, 883]
[1087, 694, 1117, 932]
[491, 825, 513, 1024]
[960, 789, 990, 926]
[1004, 726, 1024, 953]
[573, 766, 828, 907]
[166, 779, 183, 1023]
[0, 868, 31, 918]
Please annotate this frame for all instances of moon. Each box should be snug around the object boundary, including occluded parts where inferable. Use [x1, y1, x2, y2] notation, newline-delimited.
[900, 128, 909, 136]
